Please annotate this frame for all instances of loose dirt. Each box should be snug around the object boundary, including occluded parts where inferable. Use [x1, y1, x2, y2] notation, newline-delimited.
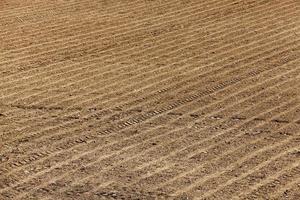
[0, 0, 299, 199]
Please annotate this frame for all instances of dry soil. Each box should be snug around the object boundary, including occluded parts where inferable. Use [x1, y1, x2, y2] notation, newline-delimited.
[0, 0, 299, 199]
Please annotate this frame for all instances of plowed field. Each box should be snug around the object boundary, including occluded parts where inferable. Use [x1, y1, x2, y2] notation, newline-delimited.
[0, 0, 299, 199]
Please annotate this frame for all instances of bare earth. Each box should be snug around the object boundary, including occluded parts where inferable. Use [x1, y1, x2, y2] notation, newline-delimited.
[0, 0, 299, 199]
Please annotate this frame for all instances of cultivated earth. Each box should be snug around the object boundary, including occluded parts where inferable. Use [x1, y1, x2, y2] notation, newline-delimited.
[0, 0, 299, 199]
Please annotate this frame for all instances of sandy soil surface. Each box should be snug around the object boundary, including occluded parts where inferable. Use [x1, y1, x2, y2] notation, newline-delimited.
[0, 0, 299, 199]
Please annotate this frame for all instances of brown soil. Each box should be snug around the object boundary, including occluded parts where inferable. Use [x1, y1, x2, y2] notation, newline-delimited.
[0, 0, 299, 199]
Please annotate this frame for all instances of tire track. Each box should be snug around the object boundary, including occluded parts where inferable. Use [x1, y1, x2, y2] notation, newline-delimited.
[2, 31, 298, 150]
[1, 12, 298, 144]
[0, 1, 292, 109]
[1, 56, 298, 183]
[1, 57, 298, 177]
[1, 0, 298, 198]
[0, 40, 298, 173]
[127, 94, 300, 192]
[3, 69, 298, 199]
[31, 103, 300, 200]
[7, 11, 297, 105]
